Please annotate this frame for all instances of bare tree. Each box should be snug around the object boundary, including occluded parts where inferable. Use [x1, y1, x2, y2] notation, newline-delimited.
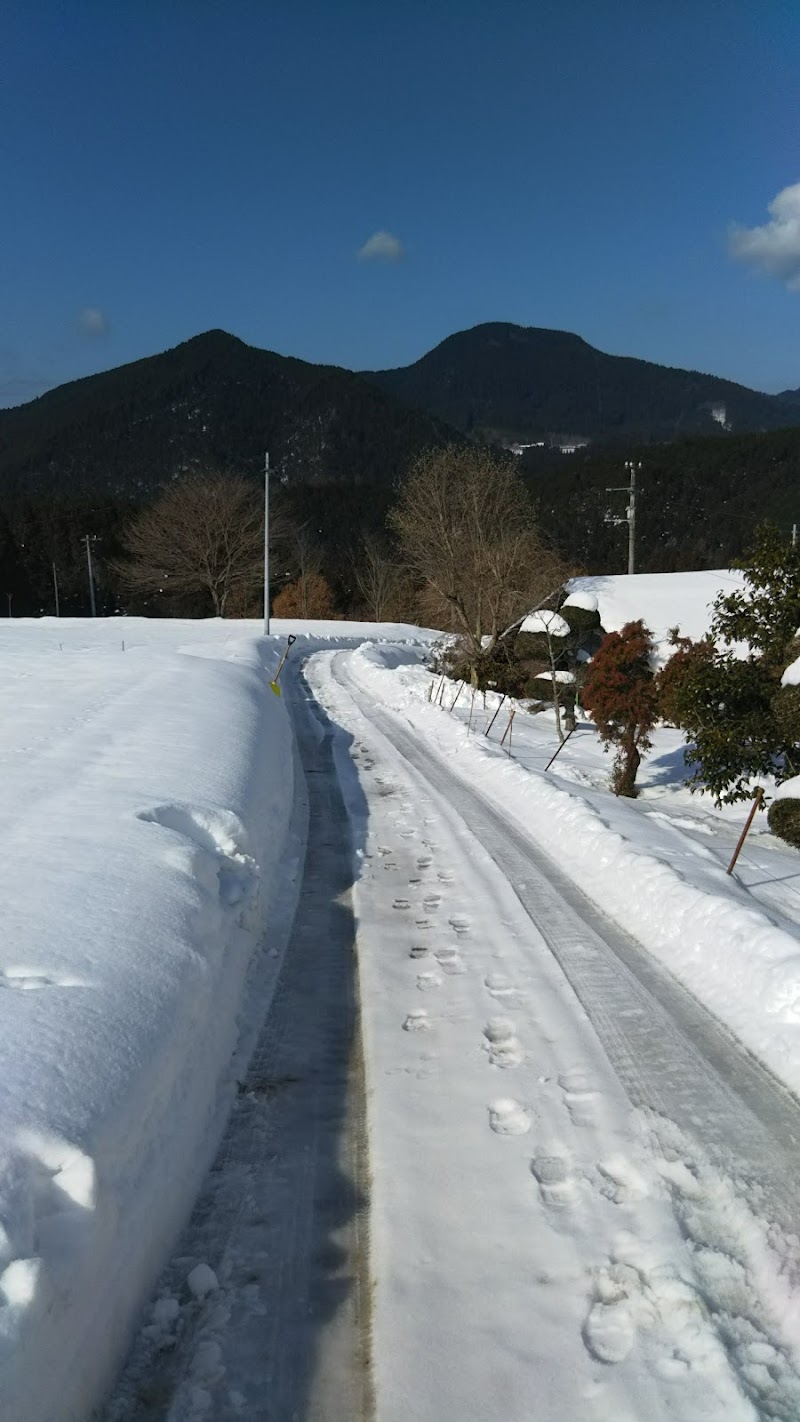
[115, 472, 265, 616]
[353, 534, 405, 621]
[391, 444, 566, 665]
[520, 609, 573, 743]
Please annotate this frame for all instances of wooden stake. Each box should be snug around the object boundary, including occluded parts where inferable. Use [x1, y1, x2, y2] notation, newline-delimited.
[544, 724, 577, 772]
[500, 706, 516, 753]
[484, 694, 507, 737]
[727, 786, 764, 875]
[467, 687, 476, 733]
[449, 680, 465, 713]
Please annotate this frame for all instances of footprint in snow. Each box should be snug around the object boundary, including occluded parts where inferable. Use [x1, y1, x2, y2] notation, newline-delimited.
[559, 1069, 600, 1128]
[435, 947, 467, 975]
[483, 1019, 522, 1068]
[403, 1010, 431, 1033]
[484, 973, 523, 1007]
[449, 915, 471, 935]
[596, 1156, 649, 1205]
[416, 972, 442, 992]
[531, 1155, 579, 1211]
[393, 899, 411, 911]
[417, 856, 433, 869]
[409, 945, 428, 959]
[582, 1263, 643, 1364]
[488, 1099, 530, 1136]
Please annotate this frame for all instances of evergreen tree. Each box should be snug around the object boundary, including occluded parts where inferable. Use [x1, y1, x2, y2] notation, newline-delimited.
[656, 525, 800, 804]
[581, 620, 658, 797]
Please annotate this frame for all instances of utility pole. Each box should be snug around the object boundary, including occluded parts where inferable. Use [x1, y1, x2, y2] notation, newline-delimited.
[53, 562, 60, 618]
[605, 460, 640, 575]
[6, 593, 12, 617]
[85, 535, 97, 617]
[263, 452, 270, 636]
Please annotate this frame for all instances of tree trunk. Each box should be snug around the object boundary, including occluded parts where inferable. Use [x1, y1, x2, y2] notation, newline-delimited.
[548, 637, 564, 743]
[617, 740, 641, 797]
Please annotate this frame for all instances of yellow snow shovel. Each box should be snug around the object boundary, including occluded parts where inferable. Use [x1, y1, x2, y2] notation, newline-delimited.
[270, 635, 296, 695]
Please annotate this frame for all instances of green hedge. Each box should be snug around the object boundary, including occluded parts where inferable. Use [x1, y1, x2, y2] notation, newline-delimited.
[767, 797, 800, 849]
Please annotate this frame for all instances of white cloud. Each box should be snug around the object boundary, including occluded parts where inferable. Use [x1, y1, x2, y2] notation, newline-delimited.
[730, 183, 800, 289]
[77, 306, 109, 336]
[356, 230, 405, 263]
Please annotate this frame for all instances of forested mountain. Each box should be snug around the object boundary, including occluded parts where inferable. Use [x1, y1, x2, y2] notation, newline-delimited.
[364, 322, 797, 443]
[0, 329, 456, 616]
[0, 329, 452, 496]
[1, 323, 799, 617]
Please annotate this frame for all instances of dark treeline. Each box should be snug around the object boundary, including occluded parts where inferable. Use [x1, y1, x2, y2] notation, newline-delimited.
[0, 481, 398, 619]
[3, 420, 800, 617]
[523, 426, 800, 575]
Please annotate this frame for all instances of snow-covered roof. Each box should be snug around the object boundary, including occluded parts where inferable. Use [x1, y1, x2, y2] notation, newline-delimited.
[519, 609, 570, 637]
[533, 669, 575, 683]
[565, 569, 747, 664]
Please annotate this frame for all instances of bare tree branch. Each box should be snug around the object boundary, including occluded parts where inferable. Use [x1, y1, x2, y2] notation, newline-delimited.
[114, 471, 267, 616]
[391, 444, 567, 666]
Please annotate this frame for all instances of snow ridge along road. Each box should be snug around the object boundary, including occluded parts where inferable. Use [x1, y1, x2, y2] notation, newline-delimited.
[308, 647, 800, 1422]
[105, 662, 372, 1422]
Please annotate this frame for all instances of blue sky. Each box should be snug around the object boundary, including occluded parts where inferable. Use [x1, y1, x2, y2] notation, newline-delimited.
[1, 0, 799, 405]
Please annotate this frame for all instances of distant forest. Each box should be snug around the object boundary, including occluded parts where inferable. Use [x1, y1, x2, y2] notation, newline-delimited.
[524, 427, 800, 576]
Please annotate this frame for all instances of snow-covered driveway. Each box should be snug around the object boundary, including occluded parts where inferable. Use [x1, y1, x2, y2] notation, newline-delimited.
[307, 647, 800, 1422]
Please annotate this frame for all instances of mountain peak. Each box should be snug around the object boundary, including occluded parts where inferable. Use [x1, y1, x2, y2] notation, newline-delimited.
[364, 322, 785, 442]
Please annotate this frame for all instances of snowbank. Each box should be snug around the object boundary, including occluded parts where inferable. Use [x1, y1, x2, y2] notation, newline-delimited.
[0, 623, 295, 1421]
[344, 643, 800, 1098]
